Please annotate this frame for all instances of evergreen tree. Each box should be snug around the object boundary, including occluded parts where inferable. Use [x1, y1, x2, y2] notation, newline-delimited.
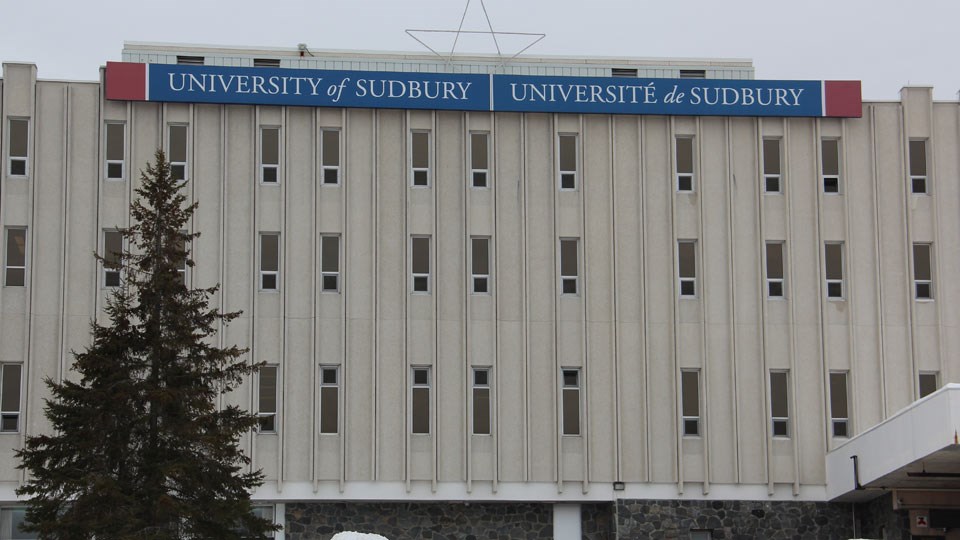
[16, 150, 278, 539]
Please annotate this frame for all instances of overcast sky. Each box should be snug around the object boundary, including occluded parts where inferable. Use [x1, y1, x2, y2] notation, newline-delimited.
[2, 0, 958, 100]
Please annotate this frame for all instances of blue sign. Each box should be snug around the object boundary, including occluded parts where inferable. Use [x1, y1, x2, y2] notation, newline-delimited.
[108, 62, 860, 118]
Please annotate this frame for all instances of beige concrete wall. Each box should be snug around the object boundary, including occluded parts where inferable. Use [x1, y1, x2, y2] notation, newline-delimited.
[2, 63, 958, 499]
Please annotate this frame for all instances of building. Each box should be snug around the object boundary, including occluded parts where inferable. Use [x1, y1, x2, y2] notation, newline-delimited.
[0, 42, 958, 539]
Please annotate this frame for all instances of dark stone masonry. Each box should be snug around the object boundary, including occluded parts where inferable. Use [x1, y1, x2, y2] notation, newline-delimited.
[285, 502, 552, 540]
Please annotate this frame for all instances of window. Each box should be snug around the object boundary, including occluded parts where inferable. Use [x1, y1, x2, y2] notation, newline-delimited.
[829, 372, 849, 438]
[763, 139, 781, 193]
[102, 230, 123, 287]
[5, 228, 26, 287]
[176, 55, 205, 65]
[913, 243, 932, 300]
[411, 367, 431, 434]
[411, 236, 430, 293]
[257, 365, 278, 433]
[105, 122, 125, 180]
[320, 235, 340, 292]
[168, 125, 188, 183]
[471, 237, 490, 294]
[678, 240, 696, 297]
[690, 531, 712, 540]
[919, 371, 939, 398]
[253, 58, 281, 68]
[472, 368, 491, 435]
[260, 127, 279, 184]
[561, 369, 581, 436]
[260, 233, 279, 291]
[681, 370, 701, 436]
[240, 505, 277, 538]
[909, 140, 928, 194]
[611, 68, 638, 78]
[319, 366, 339, 434]
[175, 236, 187, 286]
[559, 238, 579, 295]
[766, 242, 784, 298]
[470, 132, 489, 188]
[321, 129, 340, 185]
[675, 137, 695, 192]
[824, 243, 844, 299]
[679, 69, 706, 79]
[558, 134, 577, 190]
[821, 139, 840, 194]
[8, 118, 28, 176]
[769, 371, 790, 437]
[411, 131, 430, 187]
[1, 364, 22, 433]
[0, 507, 35, 539]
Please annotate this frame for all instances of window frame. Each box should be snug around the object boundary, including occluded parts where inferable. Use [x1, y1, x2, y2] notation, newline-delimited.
[909, 139, 929, 195]
[677, 240, 697, 298]
[167, 124, 189, 185]
[410, 235, 431, 294]
[471, 236, 491, 295]
[680, 369, 701, 437]
[472, 367, 491, 435]
[0, 506, 32, 539]
[410, 366, 432, 435]
[559, 237, 579, 296]
[320, 234, 341, 293]
[913, 243, 933, 300]
[319, 365, 339, 435]
[918, 371, 939, 399]
[321, 128, 341, 186]
[561, 368, 581, 436]
[7, 117, 29, 178]
[410, 130, 431, 188]
[762, 138, 782, 194]
[829, 371, 850, 439]
[259, 126, 281, 185]
[675, 136, 695, 193]
[769, 370, 791, 438]
[102, 229, 124, 288]
[104, 121, 126, 181]
[470, 132, 490, 189]
[257, 365, 278, 434]
[824, 242, 844, 300]
[821, 138, 841, 195]
[765, 241, 785, 299]
[0, 364, 22, 433]
[4, 227, 27, 288]
[259, 232, 280, 292]
[557, 133, 578, 191]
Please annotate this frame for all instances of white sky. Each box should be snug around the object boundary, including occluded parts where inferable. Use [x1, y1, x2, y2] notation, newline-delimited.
[2, 0, 958, 100]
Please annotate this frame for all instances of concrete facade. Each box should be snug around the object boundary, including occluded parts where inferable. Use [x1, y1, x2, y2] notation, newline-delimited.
[1, 44, 958, 538]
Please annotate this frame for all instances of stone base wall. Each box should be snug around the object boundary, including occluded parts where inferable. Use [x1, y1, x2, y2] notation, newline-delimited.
[855, 493, 910, 540]
[615, 499, 855, 539]
[285, 502, 552, 540]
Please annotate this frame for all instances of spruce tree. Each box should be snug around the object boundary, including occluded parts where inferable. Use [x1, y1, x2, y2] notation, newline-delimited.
[16, 150, 277, 539]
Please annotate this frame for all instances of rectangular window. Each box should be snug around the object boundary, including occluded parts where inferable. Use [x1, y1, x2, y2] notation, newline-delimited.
[105, 122, 125, 180]
[763, 139, 781, 193]
[319, 366, 339, 434]
[611, 68, 638, 78]
[321, 235, 340, 293]
[471, 237, 490, 294]
[559, 238, 579, 295]
[176, 55, 205, 65]
[471, 132, 489, 188]
[321, 129, 340, 185]
[248, 505, 277, 538]
[770, 371, 790, 437]
[253, 58, 281, 68]
[5, 228, 26, 287]
[679, 69, 706, 79]
[411, 236, 430, 293]
[913, 243, 932, 300]
[681, 370, 701, 436]
[678, 240, 696, 297]
[675, 137, 695, 192]
[0, 507, 33, 539]
[909, 140, 928, 194]
[8, 118, 28, 176]
[411, 131, 430, 187]
[103, 230, 123, 287]
[1, 364, 22, 433]
[260, 233, 279, 291]
[830, 371, 849, 438]
[561, 369, 581, 436]
[411, 367, 431, 434]
[260, 127, 279, 184]
[175, 237, 187, 287]
[825, 243, 844, 299]
[472, 368, 491, 435]
[821, 139, 840, 194]
[558, 134, 578, 190]
[168, 125, 188, 183]
[257, 365, 278, 433]
[919, 371, 939, 398]
[766, 242, 784, 298]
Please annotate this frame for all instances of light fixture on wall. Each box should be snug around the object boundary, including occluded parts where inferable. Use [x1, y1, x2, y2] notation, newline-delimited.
[613, 481, 625, 491]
